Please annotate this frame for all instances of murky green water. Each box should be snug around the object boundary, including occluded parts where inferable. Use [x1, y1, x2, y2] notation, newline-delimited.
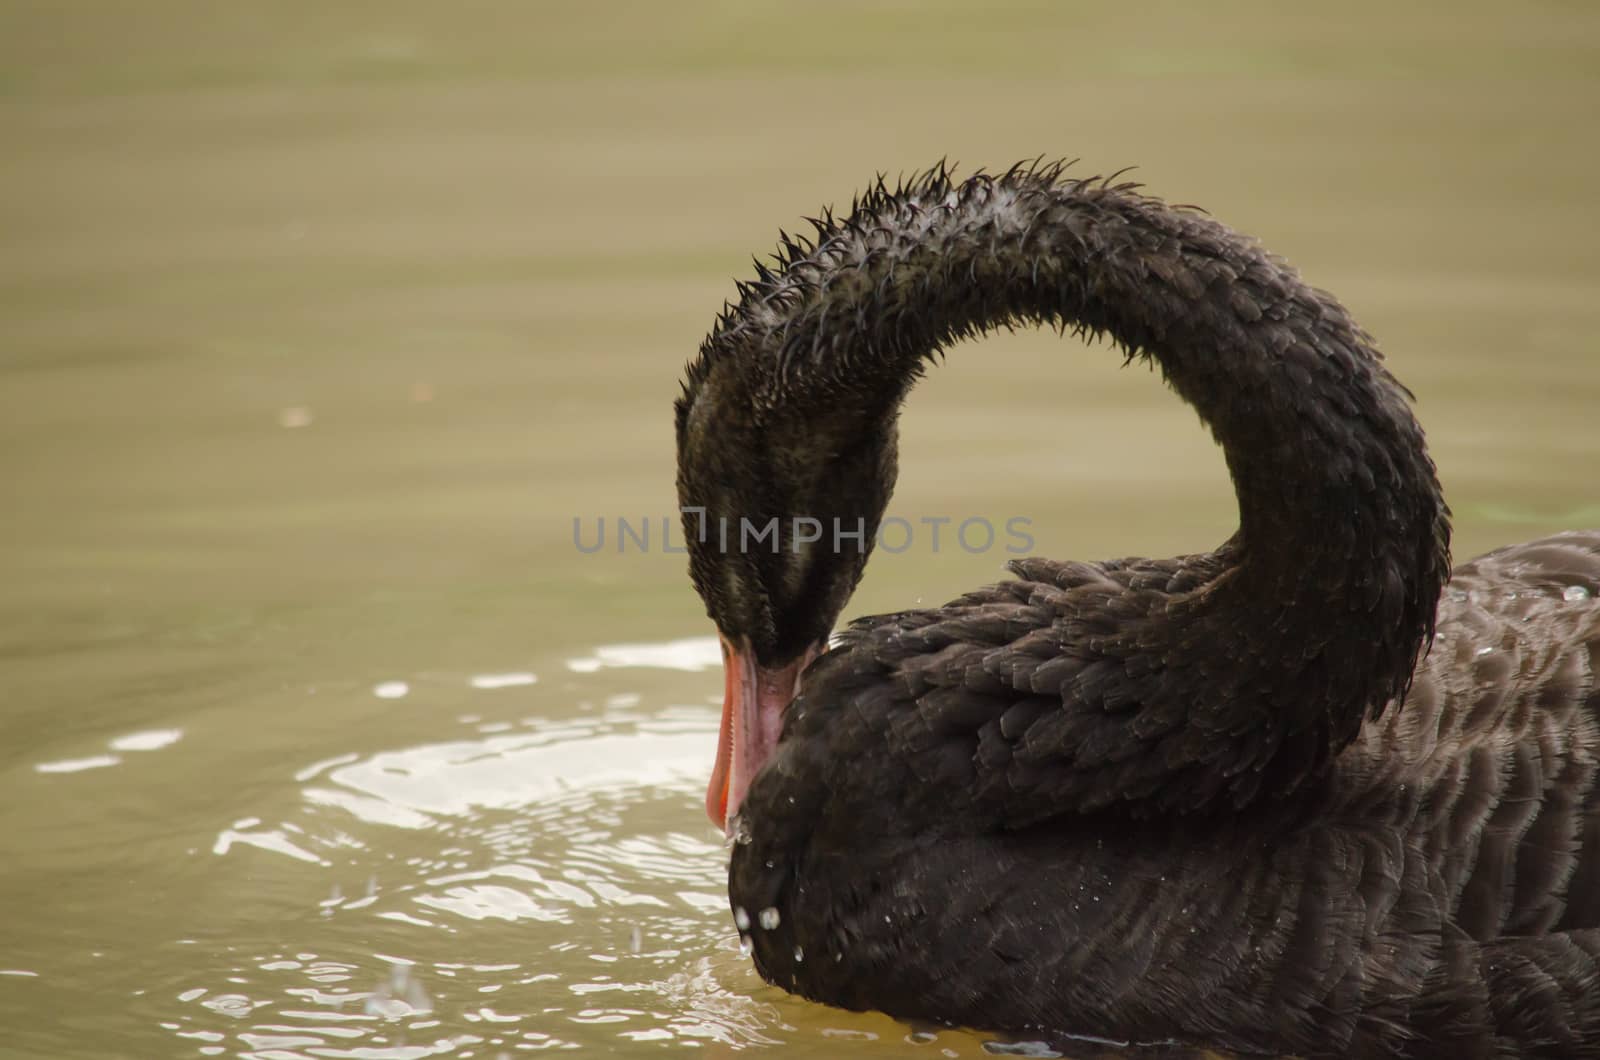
[2, 2, 1597, 1056]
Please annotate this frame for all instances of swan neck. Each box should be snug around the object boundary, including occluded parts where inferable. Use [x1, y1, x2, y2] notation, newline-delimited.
[685, 165, 1450, 777]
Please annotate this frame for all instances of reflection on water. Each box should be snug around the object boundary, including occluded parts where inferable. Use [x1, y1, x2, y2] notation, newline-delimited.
[123, 640, 1012, 1058]
[565, 637, 725, 675]
[162, 648, 760, 1056]
[35, 729, 186, 775]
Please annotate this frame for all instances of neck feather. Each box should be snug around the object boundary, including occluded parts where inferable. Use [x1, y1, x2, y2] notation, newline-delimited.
[681, 163, 1451, 794]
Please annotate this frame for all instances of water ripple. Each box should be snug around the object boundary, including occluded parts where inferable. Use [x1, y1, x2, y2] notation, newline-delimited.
[148, 642, 1002, 1057]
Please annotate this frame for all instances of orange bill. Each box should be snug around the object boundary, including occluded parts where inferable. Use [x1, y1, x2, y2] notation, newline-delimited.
[705, 635, 825, 832]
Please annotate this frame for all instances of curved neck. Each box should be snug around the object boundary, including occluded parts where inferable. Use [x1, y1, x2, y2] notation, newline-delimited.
[687, 164, 1451, 795]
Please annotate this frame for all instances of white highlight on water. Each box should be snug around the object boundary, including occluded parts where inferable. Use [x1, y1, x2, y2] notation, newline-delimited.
[35, 755, 121, 774]
[110, 729, 183, 752]
[212, 827, 329, 866]
[565, 636, 723, 674]
[469, 672, 538, 690]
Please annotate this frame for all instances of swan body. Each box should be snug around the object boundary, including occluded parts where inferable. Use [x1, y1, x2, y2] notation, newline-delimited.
[673, 163, 1600, 1057]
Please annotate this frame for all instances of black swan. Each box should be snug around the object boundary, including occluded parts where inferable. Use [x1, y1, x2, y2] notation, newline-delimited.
[672, 162, 1600, 1057]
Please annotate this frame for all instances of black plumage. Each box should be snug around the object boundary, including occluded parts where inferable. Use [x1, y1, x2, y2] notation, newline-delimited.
[673, 162, 1600, 1057]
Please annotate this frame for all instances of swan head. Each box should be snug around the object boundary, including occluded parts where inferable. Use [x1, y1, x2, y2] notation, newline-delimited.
[675, 355, 898, 830]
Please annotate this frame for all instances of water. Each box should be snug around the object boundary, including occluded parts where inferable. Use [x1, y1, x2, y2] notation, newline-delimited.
[2, 2, 1597, 1056]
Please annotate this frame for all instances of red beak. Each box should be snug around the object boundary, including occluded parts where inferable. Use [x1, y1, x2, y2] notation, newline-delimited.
[705, 635, 825, 833]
